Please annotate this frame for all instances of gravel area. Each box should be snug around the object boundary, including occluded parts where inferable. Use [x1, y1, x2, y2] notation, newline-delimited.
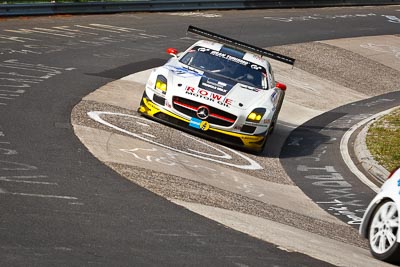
[270, 42, 400, 96]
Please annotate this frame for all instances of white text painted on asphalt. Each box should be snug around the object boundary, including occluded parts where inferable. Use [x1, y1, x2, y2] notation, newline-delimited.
[0, 130, 78, 201]
[88, 111, 263, 170]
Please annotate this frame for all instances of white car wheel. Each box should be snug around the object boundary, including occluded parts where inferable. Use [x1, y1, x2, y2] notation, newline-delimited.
[369, 200, 400, 263]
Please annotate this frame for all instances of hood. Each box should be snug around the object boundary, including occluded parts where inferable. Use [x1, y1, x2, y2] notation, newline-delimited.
[163, 61, 270, 110]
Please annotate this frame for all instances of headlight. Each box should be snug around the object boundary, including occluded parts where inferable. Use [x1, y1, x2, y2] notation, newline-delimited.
[155, 75, 167, 94]
[246, 108, 266, 123]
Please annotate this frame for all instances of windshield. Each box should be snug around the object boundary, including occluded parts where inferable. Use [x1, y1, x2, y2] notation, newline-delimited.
[180, 46, 268, 89]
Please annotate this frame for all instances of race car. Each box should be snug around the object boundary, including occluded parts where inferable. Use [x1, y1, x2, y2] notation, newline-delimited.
[360, 166, 400, 264]
[138, 26, 295, 152]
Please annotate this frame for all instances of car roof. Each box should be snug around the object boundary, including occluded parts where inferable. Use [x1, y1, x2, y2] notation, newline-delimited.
[187, 40, 271, 71]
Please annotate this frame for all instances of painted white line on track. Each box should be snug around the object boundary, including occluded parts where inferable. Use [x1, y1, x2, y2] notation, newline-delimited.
[0, 177, 57, 185]
[141, 132, 155, 138]
[136, 121, 150, 127]
[340, 107, 399, 193]
[0, 191, 78, 200]
[0, 175, 47, 179]
[88, 111, 263, 170]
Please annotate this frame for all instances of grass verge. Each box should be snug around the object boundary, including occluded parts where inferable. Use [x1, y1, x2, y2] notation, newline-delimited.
[366, 107, 400, 172]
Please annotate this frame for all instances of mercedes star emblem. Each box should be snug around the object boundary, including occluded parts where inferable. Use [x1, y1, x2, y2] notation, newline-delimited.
[197, 106, 210, 120]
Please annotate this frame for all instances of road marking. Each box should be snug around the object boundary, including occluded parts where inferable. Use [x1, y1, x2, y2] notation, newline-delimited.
[0, 176, 57, 185]
[141, 132, 155, 138]
[168, 12, 222, 18]
[88, 111, 262, 170]
[264, 13, 377, 22]
[0, 179, 56, 185]
[74, 25, 125, 33]
[382, 15, 400, 23]
[136, 121, 150, 127]
[0, 160, 37, 171]
[0, 175, 47, 179]
[0, 131, 78, 202]
[2, 191, 78, 200]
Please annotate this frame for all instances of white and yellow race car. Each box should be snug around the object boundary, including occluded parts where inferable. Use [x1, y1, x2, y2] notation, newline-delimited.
[138, 26, 295, 152]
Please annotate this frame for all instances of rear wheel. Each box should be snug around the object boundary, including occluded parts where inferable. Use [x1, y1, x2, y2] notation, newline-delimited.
[368, 200, 400, 264]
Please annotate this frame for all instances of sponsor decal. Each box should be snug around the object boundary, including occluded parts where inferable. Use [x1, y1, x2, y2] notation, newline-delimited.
[210, 50, 249, 66]
[185, 86, 233, 107]
[189, 117, 202, 129]
[186, 46, 267, 83]
[271, 89, 281, 108]
[245, 121, 269, 127]
[251, 64, 262, 70]
[189, 118, 209, 131]
[199, 75, 234, 95]
[270, 89, 281, 107]
[145, 99, 160, 111]
[271, 91, 277, 102]
[200, 121, 210, 131]
[398, 178, 400, 195]
[165, 65, 203, 77]
[198, 47, 210, 52]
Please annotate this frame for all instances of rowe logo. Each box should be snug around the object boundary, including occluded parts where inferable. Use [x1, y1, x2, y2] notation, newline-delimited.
[185, 86, 232, 107]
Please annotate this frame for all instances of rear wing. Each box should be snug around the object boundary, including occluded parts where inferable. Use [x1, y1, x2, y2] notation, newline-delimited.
[187, 25, 295, 66]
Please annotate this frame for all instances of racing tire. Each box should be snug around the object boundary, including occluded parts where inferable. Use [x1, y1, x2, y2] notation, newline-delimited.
[260, 110, 278, 153]
[257, 134, 268, 153]
[269, 93, 284, 136]
[368, 200, 400, 264]
[268, 121, 276, 136]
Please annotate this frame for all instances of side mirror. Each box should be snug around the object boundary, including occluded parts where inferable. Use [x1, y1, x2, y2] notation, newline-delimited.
[276, 82, 287, 91]
[166, 48, 178, 57]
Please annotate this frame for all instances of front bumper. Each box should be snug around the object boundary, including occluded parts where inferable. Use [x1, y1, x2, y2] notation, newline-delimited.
[138, 96, 267, 152]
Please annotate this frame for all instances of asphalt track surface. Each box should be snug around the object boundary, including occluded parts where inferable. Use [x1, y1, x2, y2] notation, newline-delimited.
[0, 5, 399, 266]
[281, 91, 400, 225]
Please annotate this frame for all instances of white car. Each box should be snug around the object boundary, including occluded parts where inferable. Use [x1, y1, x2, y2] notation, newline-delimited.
[360, 166, 400, 264]
[138, 26, 294, 152]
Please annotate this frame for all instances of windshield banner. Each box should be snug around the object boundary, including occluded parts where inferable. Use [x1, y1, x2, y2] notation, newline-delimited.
[198, 73, 234, 96]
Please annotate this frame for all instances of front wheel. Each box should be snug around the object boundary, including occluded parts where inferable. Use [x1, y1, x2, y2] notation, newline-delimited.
[368, 200, 400, 264]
